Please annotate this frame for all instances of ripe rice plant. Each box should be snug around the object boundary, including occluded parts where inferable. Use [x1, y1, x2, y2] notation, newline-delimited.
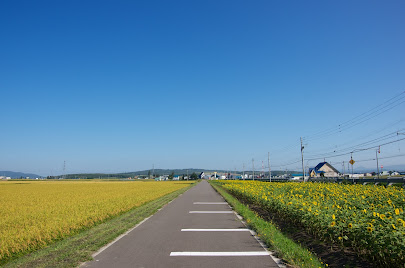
[219, 180, 405, 267]
[0, 180, 192, 262]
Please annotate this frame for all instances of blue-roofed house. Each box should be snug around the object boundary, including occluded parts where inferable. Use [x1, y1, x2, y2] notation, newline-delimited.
[309, 162, 340, 178]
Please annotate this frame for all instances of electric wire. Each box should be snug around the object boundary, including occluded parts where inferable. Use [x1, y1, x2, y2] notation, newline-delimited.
[303, 91, 405, 141]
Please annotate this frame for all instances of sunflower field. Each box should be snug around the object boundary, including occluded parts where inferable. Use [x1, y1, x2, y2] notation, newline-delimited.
[219, 180, 405, 267]
[0, 180, 192, 262]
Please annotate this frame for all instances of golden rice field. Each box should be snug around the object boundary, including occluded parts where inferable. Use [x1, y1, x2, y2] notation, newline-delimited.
[219, 180, 405, 267]
[0, 180, 193, 261]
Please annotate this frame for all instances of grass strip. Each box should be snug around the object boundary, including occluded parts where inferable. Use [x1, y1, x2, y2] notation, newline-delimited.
[210, 181, 325, 268]
[3, 183, 195, 268]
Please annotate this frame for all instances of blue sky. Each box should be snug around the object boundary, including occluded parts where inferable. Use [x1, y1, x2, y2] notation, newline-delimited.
[1, 0, 404, 176]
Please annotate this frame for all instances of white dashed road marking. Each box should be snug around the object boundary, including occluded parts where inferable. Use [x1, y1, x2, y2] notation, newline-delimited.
[181, 228, 250, 232]
[189, 211, 233, 214]
[170, 251, 271, 256]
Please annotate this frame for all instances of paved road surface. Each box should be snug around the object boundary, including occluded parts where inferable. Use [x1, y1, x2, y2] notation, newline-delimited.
[81, 180, 279, 268]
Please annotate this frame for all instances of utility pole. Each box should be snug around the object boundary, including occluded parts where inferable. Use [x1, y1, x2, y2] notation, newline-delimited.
[300, 137, 305, 181]
[252, 158, 255, 181]
[268, 152, 271, 182]
[243, 163, 245, 180]
[63, 160, 66, 179]
[342, 161, 345, 178]
[152, 164, 154, 179]
[350, 153, 354, 178]
[376, 147, 380, 179]
[261, 160, 264, 179]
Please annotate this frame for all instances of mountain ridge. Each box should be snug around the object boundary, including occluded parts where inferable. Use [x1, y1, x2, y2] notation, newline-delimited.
[0, 171, 43, 178]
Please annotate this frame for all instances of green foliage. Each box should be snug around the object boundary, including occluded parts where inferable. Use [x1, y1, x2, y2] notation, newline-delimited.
[210, 181, 324, 268]
[218, 180, 405, 267]
[168, 172, 174, 180]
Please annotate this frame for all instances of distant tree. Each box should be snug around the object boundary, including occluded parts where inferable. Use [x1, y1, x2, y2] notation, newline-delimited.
[320, 172, 325, 178]
[168, 172, 174, 180]
[148, 170, 151, 178]
[190, 172, 198, 180]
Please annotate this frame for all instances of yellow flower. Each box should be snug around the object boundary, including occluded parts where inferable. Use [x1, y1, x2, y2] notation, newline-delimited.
[332, 214, 335, 220]
[380, 214, 386, 220]
[395, 208, 400, 215]
[348, 223, 353, 228]
[338, 236, 343, 240]
[392, 224, 396, 230]
[330, 221, 336, 227]
[367, 227, 373, 232]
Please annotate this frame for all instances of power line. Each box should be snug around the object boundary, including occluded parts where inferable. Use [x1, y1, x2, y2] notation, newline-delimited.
[354, 153, 405, 163]
[305, 118, 405, 155]
[306, 137, 405, 161]
[303, 91, 405, 141]
[306, 129, 405, 158]
[238, 92, 404, 173]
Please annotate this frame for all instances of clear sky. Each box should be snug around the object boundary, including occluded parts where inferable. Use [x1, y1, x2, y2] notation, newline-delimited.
[1, 0, 404, 176]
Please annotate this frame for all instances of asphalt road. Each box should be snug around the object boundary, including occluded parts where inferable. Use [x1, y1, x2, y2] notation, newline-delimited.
[81, 180, 279, 268]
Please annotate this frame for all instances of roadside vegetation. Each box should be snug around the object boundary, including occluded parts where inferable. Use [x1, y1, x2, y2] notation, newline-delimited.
[0, 180, 195, 266]
[210, 181, 324, 268]
[212, 180, 405, 267]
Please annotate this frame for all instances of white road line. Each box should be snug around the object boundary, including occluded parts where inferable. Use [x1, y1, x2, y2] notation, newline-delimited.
[193, 202, 228, 204]
[181, 228, 250, 232]
[170, 251, 270, 256]
[88, 191, 187, 260]
[189, 211, 234, 214]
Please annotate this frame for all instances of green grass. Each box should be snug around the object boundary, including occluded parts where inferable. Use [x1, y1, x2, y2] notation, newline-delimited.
[2, 183, 195, 268]
[210, 181, 325, 268]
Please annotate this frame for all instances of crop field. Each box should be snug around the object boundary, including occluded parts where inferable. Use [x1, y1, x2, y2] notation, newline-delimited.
[218, 180, 405, 267]
[0, 180, 193, 262]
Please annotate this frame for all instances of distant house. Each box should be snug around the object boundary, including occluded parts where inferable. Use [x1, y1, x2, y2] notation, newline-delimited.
[155, 176, 169, 181]
[309, 162, 339, 178]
